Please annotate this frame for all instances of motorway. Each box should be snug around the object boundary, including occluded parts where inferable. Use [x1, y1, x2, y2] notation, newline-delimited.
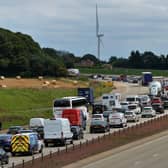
[79, 133, 168, 168]
[5, 82, 168, 168]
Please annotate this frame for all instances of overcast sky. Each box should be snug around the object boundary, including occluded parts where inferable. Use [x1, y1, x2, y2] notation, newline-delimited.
[1, 0, 168, 61]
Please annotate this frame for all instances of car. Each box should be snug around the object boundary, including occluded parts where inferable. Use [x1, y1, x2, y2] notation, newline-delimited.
[7, 126, 24, 134]
[91, 114, 105, 121]
[120, 101, 129, 110]
[103, 110, 112, 122]
[19, 129, 35, 133]
[108, 112, 127, 128]
[0, 134, 12, 152]
[162, 99, 168, 109]
[90, 120, 110, 133]
[92, 103, 108, 114]
[125, 111, 140, 122]
[152, 103, 164, 114]
[139, 95, 151, 106]
[71, 126, 84, 140]
[141, 106, 156, 118]
[151, 97, 162, 105]
[0, 148, 9, 165]
[127, 104, 141, 114]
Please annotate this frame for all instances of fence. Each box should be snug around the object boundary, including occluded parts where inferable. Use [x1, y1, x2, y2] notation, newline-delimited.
[11, 114, 168, 168]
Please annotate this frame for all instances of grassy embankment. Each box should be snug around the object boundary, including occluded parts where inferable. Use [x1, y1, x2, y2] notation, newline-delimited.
[0, 79, 112, 129]
[79, 67, 168, 76]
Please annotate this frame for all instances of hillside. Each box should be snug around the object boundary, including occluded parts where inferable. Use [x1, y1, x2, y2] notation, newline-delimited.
[0, 28, 66, 77]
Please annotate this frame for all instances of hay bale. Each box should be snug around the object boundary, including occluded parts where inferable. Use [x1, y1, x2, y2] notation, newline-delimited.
[16, 76, 21, 80]
[38, 76, 43, 80]
[0, 84, 7, 88]
[43, 81, 50, 85]
[51, 80, 57, 85]
[0, 76, 5, 80]
[73, 80, 78, 85]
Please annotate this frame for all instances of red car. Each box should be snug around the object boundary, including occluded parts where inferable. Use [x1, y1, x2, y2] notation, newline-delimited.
[151, 97, 162, 105]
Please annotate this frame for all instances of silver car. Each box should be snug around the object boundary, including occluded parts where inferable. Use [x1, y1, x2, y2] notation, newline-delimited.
[125, 111, 140, 122]
[141, 106, 156, 118]
[109, 112, 127, 128]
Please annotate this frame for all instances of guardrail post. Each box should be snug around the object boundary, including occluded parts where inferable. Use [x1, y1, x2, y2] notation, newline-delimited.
[12, 162, 15, 168]
[32, 155, 34, 165]
[41, 152, 44, 161]
[22, 159, 24, 168]
[80, 141, 82, 149]
[66, 144, 68, 152]
[50, 151, 52, 158]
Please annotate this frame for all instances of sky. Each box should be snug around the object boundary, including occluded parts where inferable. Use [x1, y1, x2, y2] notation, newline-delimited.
[1, 0, 168, 61]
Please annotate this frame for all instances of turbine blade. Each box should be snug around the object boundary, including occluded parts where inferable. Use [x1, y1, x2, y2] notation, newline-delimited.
[96, 4, 99, 36]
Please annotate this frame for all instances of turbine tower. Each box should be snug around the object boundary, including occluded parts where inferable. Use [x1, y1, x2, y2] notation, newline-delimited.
[96, 4, 104, 60]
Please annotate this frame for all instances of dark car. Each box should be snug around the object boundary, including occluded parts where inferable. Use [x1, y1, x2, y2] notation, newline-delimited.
[0, 134, 12, 152]
[7, 126, 24, 134]
[90, 120, 110, 133]
[163, 99, 168, 109]
[152, 103, 164, 114]
[92, 103, 108, 114]
[0, 148, 9, 165]
[71, 126, 84, 140]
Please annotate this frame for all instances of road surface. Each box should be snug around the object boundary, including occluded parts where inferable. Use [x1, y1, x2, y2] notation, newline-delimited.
[80, 132, 168, 168]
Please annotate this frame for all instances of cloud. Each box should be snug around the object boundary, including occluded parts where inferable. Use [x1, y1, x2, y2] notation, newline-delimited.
[0, 0, 168, 60]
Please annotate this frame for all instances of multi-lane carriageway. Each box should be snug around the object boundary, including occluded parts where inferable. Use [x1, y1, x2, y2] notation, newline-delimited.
[5, 82, 168, 168]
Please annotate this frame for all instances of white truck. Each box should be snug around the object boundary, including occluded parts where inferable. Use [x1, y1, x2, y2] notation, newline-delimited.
[101, 93, 121, 110]
[44, 118, 73, 147]
[149, 81, 162, 97]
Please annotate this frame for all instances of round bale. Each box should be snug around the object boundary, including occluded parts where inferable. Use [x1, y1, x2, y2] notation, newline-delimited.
[38, 76, 43, 80]
[16, 76, 21, 80]
[51, 80, 57, 85]
[0, 76, 5, 80]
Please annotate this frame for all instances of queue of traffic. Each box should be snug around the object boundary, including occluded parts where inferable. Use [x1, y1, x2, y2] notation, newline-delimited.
[0, 89, 167, 166]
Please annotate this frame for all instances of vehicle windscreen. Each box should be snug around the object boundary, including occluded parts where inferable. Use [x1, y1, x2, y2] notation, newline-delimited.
[54, 99, 70, 107]
[128, 105, 136, 110]
[144, 107, 152, 111]
[92, 115, 102, 119]
[91, 120, 105, 126]
[125, 112, 133, 115]
[126, 98, 135, 102]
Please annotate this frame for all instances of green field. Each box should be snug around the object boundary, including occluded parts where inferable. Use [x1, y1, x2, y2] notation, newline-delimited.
[0, 81, 112, 129]
[79, 67, 168, 76]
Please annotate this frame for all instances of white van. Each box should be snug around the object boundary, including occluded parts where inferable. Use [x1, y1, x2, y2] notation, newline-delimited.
[44, 118, 73, 147]
[29, 118, 45, 138]
[108, 112, 127, 128]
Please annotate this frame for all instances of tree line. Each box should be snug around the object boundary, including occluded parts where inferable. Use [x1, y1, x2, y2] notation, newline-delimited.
[0, 27, 167, 77]
[109, 50, 168, 70]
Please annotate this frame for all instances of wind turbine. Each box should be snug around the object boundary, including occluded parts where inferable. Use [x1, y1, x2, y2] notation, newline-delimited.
[96, 4, 104, 60]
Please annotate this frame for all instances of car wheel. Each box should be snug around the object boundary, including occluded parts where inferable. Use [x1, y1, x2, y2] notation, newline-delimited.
[39, 146, 43, 153]
[5, 159, 9, 164]
[45, 142, 48, 147]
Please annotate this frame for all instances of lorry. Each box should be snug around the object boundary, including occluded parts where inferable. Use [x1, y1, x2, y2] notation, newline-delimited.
[77, 87, 94, 104]
[149, 81, 162, 97]
[142, 72, 153, 86]
[101, 93, 121, 110]
[44, 118, 73, 147]
[62, 109, 85, 139]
